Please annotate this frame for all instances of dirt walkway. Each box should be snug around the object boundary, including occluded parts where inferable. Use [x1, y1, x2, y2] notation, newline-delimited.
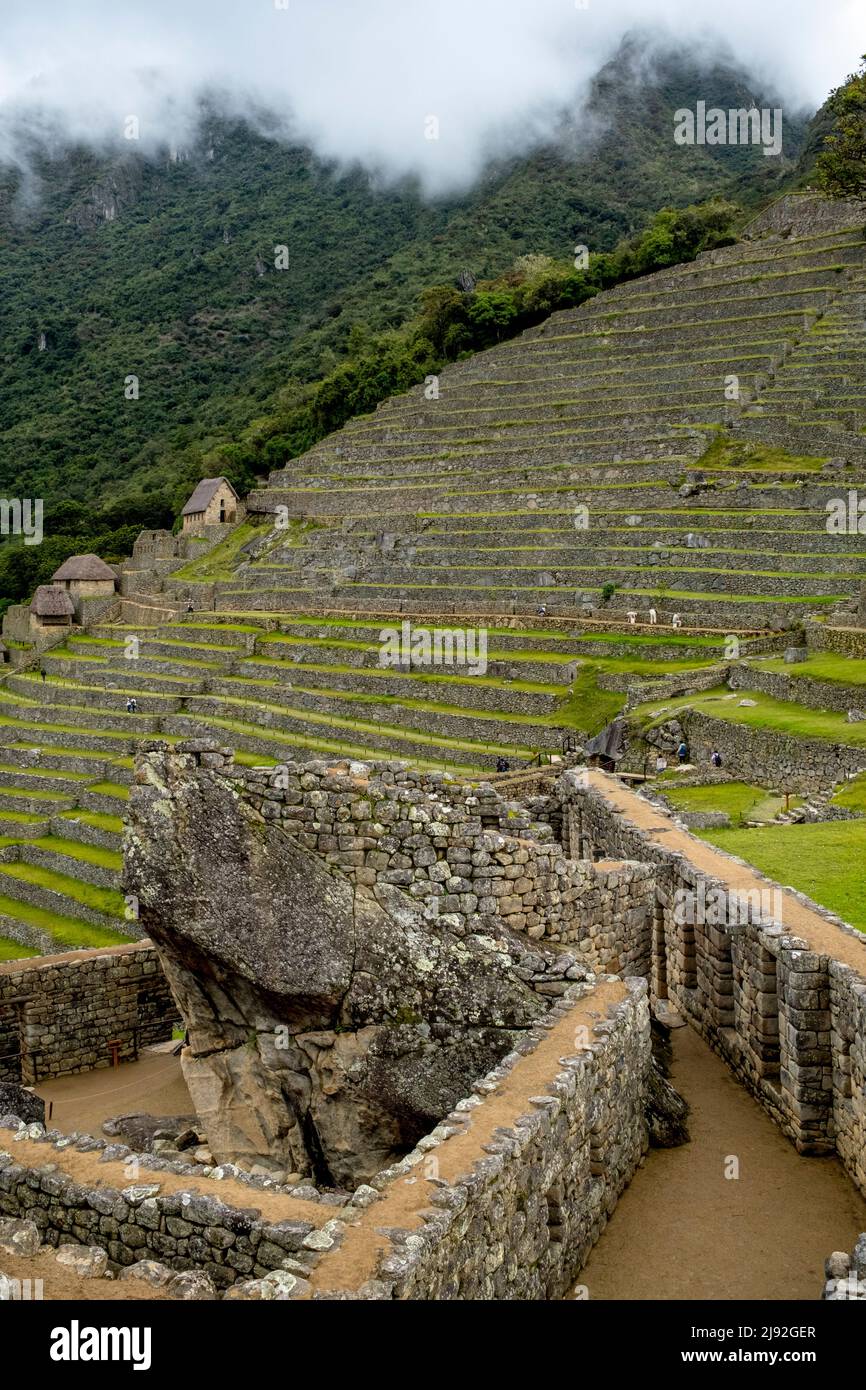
[586, 769, 866, 970]
[576, 1025, 866, 1300]
[35, 1051, 193, 1138]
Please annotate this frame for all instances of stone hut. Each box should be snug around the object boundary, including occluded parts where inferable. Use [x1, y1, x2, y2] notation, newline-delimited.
[51, 554, 118, 600]
[181, 477, 240, 534]
[30, 584, 75, 633]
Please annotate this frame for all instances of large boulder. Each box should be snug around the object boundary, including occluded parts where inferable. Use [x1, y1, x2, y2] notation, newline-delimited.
[0, 1084, 45, 1126]
[125, 749, 551, 1187]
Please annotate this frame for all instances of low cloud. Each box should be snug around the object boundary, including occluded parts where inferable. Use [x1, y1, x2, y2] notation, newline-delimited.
[0, 0, 862, 191]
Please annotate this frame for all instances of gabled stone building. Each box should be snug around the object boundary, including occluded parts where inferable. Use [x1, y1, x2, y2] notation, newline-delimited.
[181, 477, 240, 534]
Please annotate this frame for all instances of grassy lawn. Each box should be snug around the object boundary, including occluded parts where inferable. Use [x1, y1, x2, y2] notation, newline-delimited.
[753, 653, 866, 686]
[0, 894, 130, 949]
[831, 771, 866, 813]
[660, 780, 799, 825]
[632, 687, 866, 748]
[170, 519, 265, 581]
[700, 820, 866, 932]
[59, 809, 124, 834]
[88, 782, 130, 800]
[23, 836, 123, 870]
[0, 864, 127, 917]
[0, 936, 36, 960]
[0, 762, 92, 782]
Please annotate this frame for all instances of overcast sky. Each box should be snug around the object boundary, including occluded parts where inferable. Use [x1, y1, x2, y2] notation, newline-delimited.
[0, 1, 863, 189]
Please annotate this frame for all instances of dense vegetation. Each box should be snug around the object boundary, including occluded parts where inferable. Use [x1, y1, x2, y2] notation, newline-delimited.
[0, 44, 814, 610]
[242, 199, 742, 469]
[814, 55, 866, 199]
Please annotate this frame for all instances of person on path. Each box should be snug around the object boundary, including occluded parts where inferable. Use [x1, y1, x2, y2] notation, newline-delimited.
[711, 749, 722, 768]
[677, 740, 689, 765]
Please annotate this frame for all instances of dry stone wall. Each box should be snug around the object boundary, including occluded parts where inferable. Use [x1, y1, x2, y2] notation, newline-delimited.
[206, 750, 654, 975]
[674, 711, 866, 793]
[565, 773, 866, 1194]
[0, 944, 179, 1084]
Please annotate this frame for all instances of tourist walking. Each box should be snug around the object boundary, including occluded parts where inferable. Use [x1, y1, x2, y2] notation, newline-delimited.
[677, 740, 689, 765]
[711, 749, 722, 768]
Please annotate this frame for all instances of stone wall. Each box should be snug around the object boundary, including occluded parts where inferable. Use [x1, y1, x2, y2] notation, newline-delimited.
[565, 773, 866, 1195]
[729, 663, 866, 717]
[674, 711, 866, 793]
[306, 977, 648, 1300]
[0, 944, 179, 1084]
[191, 748, 654, 973]
[806, 622, 866, 661]
[0, 1124, 337, 1291]
[0, 975, 649, 1299]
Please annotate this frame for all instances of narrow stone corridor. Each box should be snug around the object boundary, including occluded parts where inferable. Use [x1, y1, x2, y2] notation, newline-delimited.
[576, 1025, 866, 1300]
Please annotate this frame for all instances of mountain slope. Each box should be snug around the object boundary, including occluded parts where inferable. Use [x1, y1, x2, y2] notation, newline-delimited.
[0, 42, 807, 520]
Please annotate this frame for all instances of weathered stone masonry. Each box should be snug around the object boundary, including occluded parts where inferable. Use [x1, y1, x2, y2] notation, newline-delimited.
[0, 944, 179, 1084]
[0, 975, 648, 1298]
[224, 752, 655, 976]
[565, 772, 866, 1197]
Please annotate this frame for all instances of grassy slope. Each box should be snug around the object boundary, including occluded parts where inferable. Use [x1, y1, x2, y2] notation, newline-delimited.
[700, 821, 866, 933]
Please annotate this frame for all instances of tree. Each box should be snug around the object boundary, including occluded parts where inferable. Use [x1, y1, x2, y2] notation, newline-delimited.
[815, 57, 866, 199]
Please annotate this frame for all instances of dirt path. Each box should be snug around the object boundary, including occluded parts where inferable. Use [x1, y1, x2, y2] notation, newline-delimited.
[0, 1248, 168, 1301]
[586, 769, 866, 970]
[576, 1025, 866, 1300]
[36, 1051, 193, 1139]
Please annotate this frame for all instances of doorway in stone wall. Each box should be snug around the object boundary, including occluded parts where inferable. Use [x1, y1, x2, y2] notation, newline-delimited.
[652, 898, 668, 1001]
[0, 1003, 23, 1082]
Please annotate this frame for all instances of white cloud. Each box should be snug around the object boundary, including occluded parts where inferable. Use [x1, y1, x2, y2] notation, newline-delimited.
[0, 0, 862, 190]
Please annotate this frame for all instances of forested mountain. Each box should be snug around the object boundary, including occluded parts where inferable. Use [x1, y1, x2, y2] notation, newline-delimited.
[0, 41, 808, 536]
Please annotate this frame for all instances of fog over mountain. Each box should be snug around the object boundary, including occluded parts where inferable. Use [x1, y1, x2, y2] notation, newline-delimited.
[0, 0, 862, 190]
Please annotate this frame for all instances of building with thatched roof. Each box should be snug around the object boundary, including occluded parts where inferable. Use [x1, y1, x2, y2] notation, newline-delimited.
[51, 553, 118, 600]
[30, 584, 75, 631]
[181, 477, 240, 534]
